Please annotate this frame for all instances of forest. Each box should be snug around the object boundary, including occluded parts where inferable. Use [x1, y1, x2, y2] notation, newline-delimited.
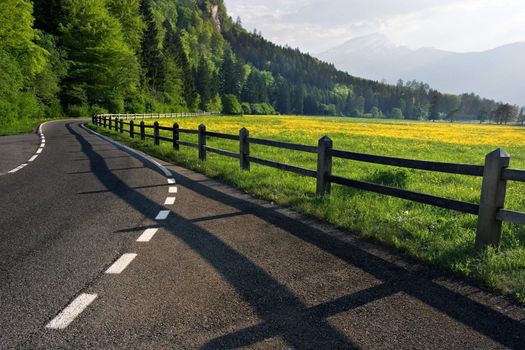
[1, 0, 523, 131]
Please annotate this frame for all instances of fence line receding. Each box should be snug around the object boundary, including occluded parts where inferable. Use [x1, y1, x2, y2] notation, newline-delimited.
[92, 114, 525, 251]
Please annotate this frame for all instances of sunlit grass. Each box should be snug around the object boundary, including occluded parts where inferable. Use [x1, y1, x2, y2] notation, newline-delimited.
[0, 117, 51, 136]
[91, 115, 525, 302]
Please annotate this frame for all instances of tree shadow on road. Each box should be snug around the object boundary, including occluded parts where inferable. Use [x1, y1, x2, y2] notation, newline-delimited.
[70, 123, 525, 349]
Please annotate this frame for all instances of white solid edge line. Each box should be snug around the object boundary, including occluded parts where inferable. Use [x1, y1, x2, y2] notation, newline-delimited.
[155, 210, 170, 220]
[137, 228, 159, 242]
[28, 155, 38, 162]
[105, 253, 138, 274]
[45, 293, 97, 330]
[169, 186, 178, 193]
[80, 123, 172, 177]
[164, 197, 176, 205]
[167, 178, 176, 184]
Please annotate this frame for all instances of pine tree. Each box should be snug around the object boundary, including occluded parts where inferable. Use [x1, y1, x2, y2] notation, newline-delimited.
[163, 21, 197, 109]
[140, 0, 165, 93]
[195, 57, 213, 110]
[108, 0, 145, 53]
[275, 76, 291, 114]
[429, 93, 440, 121]
[220, 50, 243, 97]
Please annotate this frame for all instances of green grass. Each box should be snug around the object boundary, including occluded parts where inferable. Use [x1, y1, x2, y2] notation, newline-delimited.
[89, 115, 525, 302]
[0, 117, 53, 136]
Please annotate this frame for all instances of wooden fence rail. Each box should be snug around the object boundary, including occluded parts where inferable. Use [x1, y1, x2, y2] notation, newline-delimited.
[96, 112, 217, 120]
[92, 115, 525, 250]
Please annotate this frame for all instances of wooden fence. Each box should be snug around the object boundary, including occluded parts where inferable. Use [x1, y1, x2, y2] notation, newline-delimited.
[92, 114, 525, 250]
[96, 112, 217, 120]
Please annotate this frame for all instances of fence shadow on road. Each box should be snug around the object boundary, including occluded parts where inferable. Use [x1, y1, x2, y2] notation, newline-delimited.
[69, 122, 525, 349]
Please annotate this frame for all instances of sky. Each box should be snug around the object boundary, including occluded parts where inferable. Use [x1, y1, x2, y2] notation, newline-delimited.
[224, 0, 525, 54]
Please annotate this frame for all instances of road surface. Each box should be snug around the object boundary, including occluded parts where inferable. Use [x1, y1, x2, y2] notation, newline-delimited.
[1, 120, 524, 349]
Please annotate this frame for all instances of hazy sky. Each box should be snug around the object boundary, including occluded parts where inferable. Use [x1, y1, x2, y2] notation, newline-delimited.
[224, 0, 525, 53]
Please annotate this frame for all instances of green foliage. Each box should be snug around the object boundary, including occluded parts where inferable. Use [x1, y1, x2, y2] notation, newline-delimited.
[108, 0, 145, 52]
[141, 1, 165, 93]
[241, 102, 252, 114]
[320, 104, 337, 116]
[1, 0, 513, 133]
[369, 106, 382, 118]
[163, 21, 197, 109]
[250, 102, 276, 115]
[195, 56, 215, 110]
[220, 50, 244, 97]
[60, 0, 141, 112]
[0, 0, 47, 78]
[222, 94, 242, 115]
[0, 0, 49, 128]
[494, 104, 518, 124]
[391, 107, 404, 119]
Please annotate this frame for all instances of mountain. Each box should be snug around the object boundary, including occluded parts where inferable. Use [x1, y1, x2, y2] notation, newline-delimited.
[318, 34, 525, 106]
[0, 0, 507, 130]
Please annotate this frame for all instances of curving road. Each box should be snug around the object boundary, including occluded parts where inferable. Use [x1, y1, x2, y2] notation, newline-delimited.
[0, 120, 524, 349]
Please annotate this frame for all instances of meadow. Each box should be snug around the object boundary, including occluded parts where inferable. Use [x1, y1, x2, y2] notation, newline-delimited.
[91, 115, 525, 302]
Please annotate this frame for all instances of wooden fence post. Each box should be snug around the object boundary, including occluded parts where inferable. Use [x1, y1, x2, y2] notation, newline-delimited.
[154, 121, 160, 146]
[119, 118, 124, 133]
[475, 149, 510, 250]
[173, 123, 179, 150]
[240, 128, 250, 170]
[316, 136, 333, 197]
[109, 117, 113, 130]
[198, 124, 206, 161]
[140, 121, 145, 141]
[130, 120, 134, 138]
[103, 116, 107, 128]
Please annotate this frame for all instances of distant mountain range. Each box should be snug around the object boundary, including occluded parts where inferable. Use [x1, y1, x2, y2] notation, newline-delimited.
[318, 34, 525, 106]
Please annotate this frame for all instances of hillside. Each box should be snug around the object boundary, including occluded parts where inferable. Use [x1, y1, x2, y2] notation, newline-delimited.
[0, 0, 512, 131]
[319, 34, 525, 106]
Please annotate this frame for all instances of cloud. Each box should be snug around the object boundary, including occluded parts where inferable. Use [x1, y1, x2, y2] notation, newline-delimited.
[283, 0, 444, 25]
[224, 0, 525, 53]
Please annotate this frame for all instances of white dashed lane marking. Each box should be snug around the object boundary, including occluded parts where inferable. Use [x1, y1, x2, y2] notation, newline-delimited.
[3, 121, 48, 175]
[105, 253, 137, 274]
[44, 123, 179, 330]
[46, 294, 97, 330]
[155, 210, 170, 220]
[164, 197, 176, 205]
[137, 228, 159, 242]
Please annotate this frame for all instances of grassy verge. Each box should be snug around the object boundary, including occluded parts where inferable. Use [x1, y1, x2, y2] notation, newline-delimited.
[0, 117, 53, 136]
[88, 115, 525, 302]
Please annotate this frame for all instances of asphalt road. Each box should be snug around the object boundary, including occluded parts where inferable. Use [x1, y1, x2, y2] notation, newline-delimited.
[1, 119, 524, 349]
[0, 133, 40, 175]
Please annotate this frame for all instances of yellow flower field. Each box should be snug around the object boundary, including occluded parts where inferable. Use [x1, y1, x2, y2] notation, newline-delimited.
[160, 115, 525, 146]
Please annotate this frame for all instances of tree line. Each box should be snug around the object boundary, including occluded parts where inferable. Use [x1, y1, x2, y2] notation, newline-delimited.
[0, 0, 522, 130]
